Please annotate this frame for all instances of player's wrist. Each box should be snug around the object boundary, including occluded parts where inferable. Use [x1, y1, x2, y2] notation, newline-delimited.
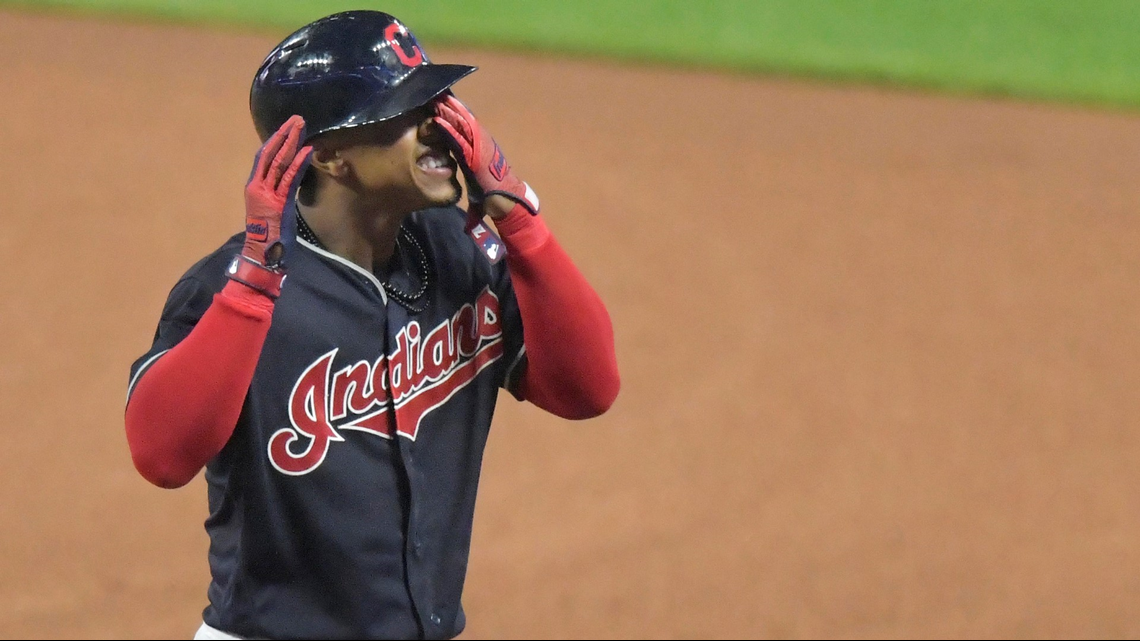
[226, 254, 286, 300]
[492, 203, 550, 253]
[483, 181, 540, 219]
[483, 194, 517, 221]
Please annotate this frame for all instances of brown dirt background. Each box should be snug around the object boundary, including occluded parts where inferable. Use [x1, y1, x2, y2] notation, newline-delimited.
[2, 8, 1140, 640]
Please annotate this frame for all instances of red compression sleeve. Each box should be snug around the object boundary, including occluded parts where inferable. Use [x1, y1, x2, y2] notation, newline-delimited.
[495, 206, 620, 419]
[125, 281, 274, 488]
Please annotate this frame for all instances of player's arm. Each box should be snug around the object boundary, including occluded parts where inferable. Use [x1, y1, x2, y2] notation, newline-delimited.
[433, 95, 619, 420]
[492, 204, 620, 419]
[124, 117, 312, 489]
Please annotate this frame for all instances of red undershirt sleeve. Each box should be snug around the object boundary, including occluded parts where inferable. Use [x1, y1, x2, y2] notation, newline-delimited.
[124, 281, 275, 489]
[494, 206, 621, 419]
[127, 209, 618, 488]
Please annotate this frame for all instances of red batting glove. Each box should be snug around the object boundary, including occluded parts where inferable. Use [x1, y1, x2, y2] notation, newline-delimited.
[432, 94, 540, 229]
[228, 115, 312, 299]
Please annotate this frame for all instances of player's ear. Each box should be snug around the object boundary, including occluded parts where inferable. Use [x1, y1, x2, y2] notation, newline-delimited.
[309, 148, 349, 179]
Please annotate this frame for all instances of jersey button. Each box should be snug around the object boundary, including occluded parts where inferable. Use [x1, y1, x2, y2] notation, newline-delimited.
[430, 613, 442, 626]
[412, 540, 423, 556]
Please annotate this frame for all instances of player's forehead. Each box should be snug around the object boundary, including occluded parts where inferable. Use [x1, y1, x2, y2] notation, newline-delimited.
[318, 105, 433, 149]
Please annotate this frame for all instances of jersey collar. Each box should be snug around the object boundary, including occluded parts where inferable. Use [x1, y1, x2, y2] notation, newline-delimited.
[296, 211, 431, 312]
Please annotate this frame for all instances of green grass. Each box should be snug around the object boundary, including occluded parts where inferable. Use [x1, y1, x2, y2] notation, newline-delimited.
[5, 0, 1140, 111]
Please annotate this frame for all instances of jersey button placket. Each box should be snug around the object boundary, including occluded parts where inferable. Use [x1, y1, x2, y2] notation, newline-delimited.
[388, 307, 435, 633]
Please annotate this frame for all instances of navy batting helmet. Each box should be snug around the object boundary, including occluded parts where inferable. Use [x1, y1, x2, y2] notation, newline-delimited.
[249, 10, 476, 143]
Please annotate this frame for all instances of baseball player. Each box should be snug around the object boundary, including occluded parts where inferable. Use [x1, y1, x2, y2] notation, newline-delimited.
[123, 10, 619, 640]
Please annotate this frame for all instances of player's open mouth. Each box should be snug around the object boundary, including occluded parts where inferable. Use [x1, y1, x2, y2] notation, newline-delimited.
[417, 149, 454, 178]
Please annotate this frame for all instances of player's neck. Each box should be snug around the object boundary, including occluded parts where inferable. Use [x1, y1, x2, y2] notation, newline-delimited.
[299, 200, 408, 276]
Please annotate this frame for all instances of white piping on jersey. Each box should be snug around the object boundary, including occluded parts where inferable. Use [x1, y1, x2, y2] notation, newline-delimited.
[298, 237, 389, 306]
[125, 348, 170, 407]
[504, 344, 527, 390]
[193, 620, 243, 640]
[300, 236, 528, 394]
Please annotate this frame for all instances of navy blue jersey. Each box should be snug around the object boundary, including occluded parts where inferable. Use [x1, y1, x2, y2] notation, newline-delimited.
[127, 206, 526, 639]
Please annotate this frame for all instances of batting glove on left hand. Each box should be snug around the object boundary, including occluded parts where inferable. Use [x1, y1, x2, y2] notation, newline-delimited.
[432, 93, 540, 227]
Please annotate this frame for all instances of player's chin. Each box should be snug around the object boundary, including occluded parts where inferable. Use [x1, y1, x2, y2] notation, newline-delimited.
[419, 177, 462, 208]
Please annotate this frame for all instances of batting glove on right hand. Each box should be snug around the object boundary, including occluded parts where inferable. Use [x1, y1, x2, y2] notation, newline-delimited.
[432, 93, 540, 228]
[228, 115, 312, 299]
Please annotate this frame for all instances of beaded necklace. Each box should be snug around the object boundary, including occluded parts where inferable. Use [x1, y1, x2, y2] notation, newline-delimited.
[296, 212, 432, 312]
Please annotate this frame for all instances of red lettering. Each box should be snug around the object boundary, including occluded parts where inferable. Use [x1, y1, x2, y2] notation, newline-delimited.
[395, 339, 504, 439]
[405, 321, 421, 377]
[453, 304, 479, 357]
[271, 288, 509, 472]
[476, 289, 503, 342]
[340, 406, 393, 440]
[420, 320, 453, 383]
[269, 350, 344, 475]
[330, 360, 376, 420]
[383, 22, 424, 67]
[371, 354, 389, 394]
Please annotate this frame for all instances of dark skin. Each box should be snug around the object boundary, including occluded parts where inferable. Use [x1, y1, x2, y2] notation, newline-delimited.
[300, 104, 515, 276]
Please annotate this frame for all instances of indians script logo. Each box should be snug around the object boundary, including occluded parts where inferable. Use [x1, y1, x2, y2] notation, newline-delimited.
[268, 287, 505, 475]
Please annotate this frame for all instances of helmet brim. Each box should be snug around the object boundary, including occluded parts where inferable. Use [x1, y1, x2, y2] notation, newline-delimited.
[314, 63, 476, 140]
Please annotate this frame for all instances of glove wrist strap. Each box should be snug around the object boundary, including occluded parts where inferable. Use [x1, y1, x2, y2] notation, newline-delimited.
[226, 254, 286, 300]
[484, 181, 540, 216]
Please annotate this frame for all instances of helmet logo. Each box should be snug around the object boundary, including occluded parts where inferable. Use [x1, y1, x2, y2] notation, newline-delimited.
[383, 22, 424, 67]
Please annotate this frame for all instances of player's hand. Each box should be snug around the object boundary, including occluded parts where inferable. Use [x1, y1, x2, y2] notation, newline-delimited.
[243, 114, 313, 269]
[432, 93, 540, 224]
[228, 115, 312, 299]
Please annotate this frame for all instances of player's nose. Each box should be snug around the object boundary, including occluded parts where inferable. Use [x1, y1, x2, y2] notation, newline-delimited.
[418, 115, 446, 146]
